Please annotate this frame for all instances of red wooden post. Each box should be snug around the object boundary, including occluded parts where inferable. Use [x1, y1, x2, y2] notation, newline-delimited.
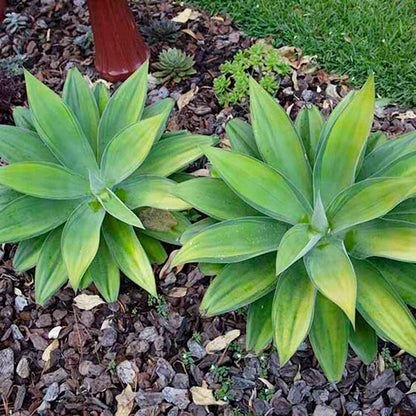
[87, 0, 149, 82]
[0, 0, 6, 24]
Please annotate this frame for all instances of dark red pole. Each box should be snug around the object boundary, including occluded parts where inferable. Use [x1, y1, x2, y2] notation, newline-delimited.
[0, 0, 6, 23]
[87, 0, 149, 82]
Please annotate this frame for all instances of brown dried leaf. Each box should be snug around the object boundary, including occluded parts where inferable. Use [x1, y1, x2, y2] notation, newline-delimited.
[177, 88, 197, 111]
[74, 294, 105, 311]
[172, 8, 201, 23]
[167, 287, 188, 298]
[205, 329, 240, 354]
[115, 385, 136, 416]
[190, 385, 226, 406]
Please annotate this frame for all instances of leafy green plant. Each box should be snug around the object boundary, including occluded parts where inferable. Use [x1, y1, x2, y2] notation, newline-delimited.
[153, 48, 196, 84]
[141, 20, 181, 44]
[0, 62, 216, 305]
[213, 42, 290, 106]
[182, 351, 194, 367]
[3, 12, 30, 34]
[172, 75, 416, 381]
[191, 331, 202, 344]
[380, 347, 402, 372]
[148, 294, 169, 317]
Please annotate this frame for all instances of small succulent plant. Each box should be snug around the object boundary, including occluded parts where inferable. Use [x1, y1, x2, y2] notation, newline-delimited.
[3, 12, 30, 34]
[153, 48, 196, 84]
[141, 20, 180, 44]
[0, 54, 27, 77]
[74, 26, 94, 51]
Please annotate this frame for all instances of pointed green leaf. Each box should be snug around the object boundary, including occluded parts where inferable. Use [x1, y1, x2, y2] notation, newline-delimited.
[97, 187, 144, 228]
[205, 147, 311, 224]
[0, 196, 79, 243]
[63, 68, 100, 154]
[141, 211, 190, 245]
[103, 216, 156, 296]
[142, 98, 174, 144]
[373, 151, 416, 179]
[353, 259, 416, 355]
[359, 131, 416, 179]
[273, 261, 316, 365]
[250, 78, 312, 200]
[35, 227, 68, 305]
[13, 106, 36, 131]
[180, 218, 218, 244]
[349, 312, 377, 364]
[98, 63, 148, 157]
[309, 293, 349, 382]
[327, 178, 415, 232]
[199, 262, 225, 276]
[0, 126, 57, 163]
[346, 219, 416, 262]
[118, 176, 190, 210]
[24, 70, 98, 176]
[132, 135, 218, 178]
[92, 81, 110, 116]
[137, 232, 168, 264]
[276, 224, 321, 275]
[0, 162, 90, 199]
[304, 240, 356, 325]
[314, 76, 374, 206]
[13, 234, 48, 271]
[201, 253, 277, 315]
[79, 271, 93, 289]
[0, 186, 21, 210]
[101, 116, 164, 186]
[172, 217, 286, 266]
[85, 238, 120, 302]
[311, 193, 329, 233]
[226, 118, 261, 159]
[295, 104, 324, 165]
[174, 177, 260, 220]
[247, 291, 274, 353]
[62, 201, 105, 288]
[370, 258, 416, 308]
[365, 131, 388, 156]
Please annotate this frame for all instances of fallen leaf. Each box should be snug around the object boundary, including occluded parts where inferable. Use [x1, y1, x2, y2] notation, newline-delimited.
[48, 326, 63, 339]
[160, 249, 183, 278]
[167, 287, 188, 297]
[172, 8, 201, 23]
[74, 294, 105, 310]
[326, 83, 341, 100]
[115, 385, 136, 416]
[181, 28, 199, 40]
[190, 385, 226, 406]
[396, 110, 416, 121]
[259, 377, 275, 390]
[406, 381, 416, 395]
[205, 329, 240, 354]
[42, 339, 59, 370]
[177, 88, 197, 111]
[190, 168, 210, 177]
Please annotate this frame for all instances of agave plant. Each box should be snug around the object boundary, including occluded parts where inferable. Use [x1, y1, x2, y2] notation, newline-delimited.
[171, 76, 416, 381]
[0, 62, 216, 305]
[153, 48, 196, 84]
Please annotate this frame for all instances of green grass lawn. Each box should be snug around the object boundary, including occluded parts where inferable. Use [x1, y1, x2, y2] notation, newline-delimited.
[191, 0, 416, 106]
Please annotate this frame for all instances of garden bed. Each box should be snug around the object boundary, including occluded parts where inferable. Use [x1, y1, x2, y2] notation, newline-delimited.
[0, 1, 416, 415]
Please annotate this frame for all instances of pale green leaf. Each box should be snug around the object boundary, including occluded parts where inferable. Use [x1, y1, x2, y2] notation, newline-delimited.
[180, 218, 218, 244]
[225, 118, 261, 158]
[0, 196, 79, 243]
[0, 126, 57, 163]
[137, 232, 168, 264]
[295, 104, 324, 165]
[349, 312, 377, 364]
[13, 106, 36, 131]
[200, 253, 277, 315]
[250, 78, 312, 200]
[24, 70, 98, 176]
[372, 151, 416, 179]
[103, 216, 156, 296]
[205, 147, 311, 224]
[132, 135, 218, 178]
[247, 291, 274, 353]
[304, 240, 356, 325]
[98, 63, 148, 157]
[13, 234, 48, 272]
[309, 293, 349, 382]
[276, 224, 321, 275]
[92, 81, 110, 116]
[199, 262, 225, 276]
[0, 186, 21, 210]
[353, 259, 416, 355]
[63, 68, 100, 154]
[314, 76, 374, 206]
[0, 162, 90, 199]
[174, 177, 260, 220]
[118, 176, 190, 210]
[142, 98, 174, 143]
[62, 201, 105, 288]
[273, 261, 316, 365]
[384, 197, 416, 223]
[101, 115, 164, 186]
[327, 178, 415, 233]
[365, 131, 388, 156]
[35, 227, 68, 305]
[346, 219, 416, 262]
[172, 217, 286, 266]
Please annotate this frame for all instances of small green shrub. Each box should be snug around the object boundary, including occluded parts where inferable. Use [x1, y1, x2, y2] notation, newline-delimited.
[0, 62, 216, 305]
[3, 12, 30, 34]
[213, 42, 290, 106]
[141, 20, 181, 45]
[153, 48, 196, 84]
[172, 75, 416, 381]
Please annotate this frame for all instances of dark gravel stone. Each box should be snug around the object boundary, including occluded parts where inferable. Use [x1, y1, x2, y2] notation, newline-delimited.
[253, 398, 272, 415]
[313, 404, 337, 416]
[231, 376, 256, 390]
[364, 369, 395, 400]
[387, 387, 405, 406]
[99, 328, 118, 347]
[272, 397, 292, 415]
[139, 327, 158, 342]
[136, 390, 163, 407]
[162, 387, 190, 409]
[288, 380, 310, 405]
[44, 382, 59, 402]
[37, 313, 52, 327]
[173, 373, 189, 389]
[0, 348, 14, 377]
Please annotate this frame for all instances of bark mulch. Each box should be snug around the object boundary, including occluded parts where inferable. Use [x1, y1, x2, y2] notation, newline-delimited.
[0, 1, 416, 415]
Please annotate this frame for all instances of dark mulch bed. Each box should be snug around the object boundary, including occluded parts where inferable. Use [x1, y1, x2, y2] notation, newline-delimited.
[0, 1, 416, 415]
